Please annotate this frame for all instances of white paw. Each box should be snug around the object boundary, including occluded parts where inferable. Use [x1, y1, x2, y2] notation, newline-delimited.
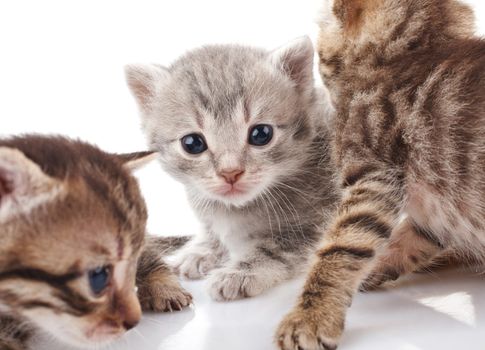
[168, 249, 219, 280]
[207, 268, 268, 301]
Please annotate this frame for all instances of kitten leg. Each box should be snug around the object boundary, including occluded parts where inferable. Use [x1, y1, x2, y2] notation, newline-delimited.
[0, 315, 30, 350]
[169, 232, 228, 280]
[136, 236, 192, 312]
[276, 166, 404, 350]
[207, 236, 313, 301]
[360, 218, 446, 290]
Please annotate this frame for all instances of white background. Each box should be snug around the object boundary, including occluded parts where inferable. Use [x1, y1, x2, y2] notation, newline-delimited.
[1, 1, 484, 349]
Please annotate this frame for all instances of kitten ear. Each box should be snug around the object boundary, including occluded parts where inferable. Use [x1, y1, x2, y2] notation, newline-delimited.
[116, 151, 158, 171]
[0, 147, 61, 218]
[125, 64, 170, 110]
[269, 36, 314, 89]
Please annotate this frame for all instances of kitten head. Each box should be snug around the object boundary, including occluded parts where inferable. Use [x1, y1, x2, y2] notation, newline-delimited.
[0, 136, 154, 348]
[317, 0, 475, 80]
[126, 37, 321, 208]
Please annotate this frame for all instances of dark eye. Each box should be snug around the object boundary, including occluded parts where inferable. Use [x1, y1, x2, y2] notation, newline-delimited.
[88, 266, 111, 296]
[248, 124, 273, 146]
[181, 134, 208, 154]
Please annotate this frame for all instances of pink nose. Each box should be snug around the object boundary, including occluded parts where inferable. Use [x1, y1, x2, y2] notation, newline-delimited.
[219, 169, 244, 184]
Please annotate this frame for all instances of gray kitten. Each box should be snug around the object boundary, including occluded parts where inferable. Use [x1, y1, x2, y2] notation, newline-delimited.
[125, 37, 339, 300]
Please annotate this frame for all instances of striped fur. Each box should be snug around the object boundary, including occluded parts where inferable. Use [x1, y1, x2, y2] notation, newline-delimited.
[0, 135, 191, 349]
[126, 38, 340, 301]
[277, 0, 485, 349]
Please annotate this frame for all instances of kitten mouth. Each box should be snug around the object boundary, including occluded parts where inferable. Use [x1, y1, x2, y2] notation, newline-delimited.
[222, 186, 246, 196]
[224, 188, 245, 196]
[85, 322, 124, 342]
[215, 184, 248, 197]
[210, 181, 266, 205]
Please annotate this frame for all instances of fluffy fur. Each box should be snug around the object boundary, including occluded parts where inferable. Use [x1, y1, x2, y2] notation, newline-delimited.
[126, 38, 339, 301]
[276, 1, 485, 349]
[0, 135, 191, 349]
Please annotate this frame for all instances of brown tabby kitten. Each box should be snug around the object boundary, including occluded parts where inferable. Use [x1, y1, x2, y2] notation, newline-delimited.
[0, 135, 191, 350]
[277, 0, 485, 349]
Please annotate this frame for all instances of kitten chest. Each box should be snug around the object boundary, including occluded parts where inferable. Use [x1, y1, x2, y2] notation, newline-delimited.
[208, 213, 260, 260]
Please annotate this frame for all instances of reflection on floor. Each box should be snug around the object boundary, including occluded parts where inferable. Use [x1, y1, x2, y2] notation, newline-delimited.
[38, 268, 484, 350]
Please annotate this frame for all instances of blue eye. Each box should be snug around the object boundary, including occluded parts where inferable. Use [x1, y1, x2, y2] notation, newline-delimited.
[248, 124, 273, 146]
[88, 266, 111, 295]
[181, 134, 208, 154]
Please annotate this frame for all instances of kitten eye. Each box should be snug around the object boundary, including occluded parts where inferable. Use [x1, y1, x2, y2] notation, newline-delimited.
[248, 124, 273, 146]
[181, 134, 208, 154]
[88, 266, 111, 296]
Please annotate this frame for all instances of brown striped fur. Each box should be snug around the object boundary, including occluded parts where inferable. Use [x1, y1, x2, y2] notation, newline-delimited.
[277, 0, 485, 349]
[0, 135, 191, 349]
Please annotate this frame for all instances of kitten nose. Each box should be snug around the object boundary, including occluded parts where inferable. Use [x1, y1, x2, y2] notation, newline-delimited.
[122, 320, 139, 331]
[219, 169, 245, 184]
[117, 291, 141, 332]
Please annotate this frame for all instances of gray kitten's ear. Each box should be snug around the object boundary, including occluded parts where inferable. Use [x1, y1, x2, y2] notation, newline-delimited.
[269, 36, 315, 88]
[116, 151, 158, 171]
[0, 147, 61, 219]
[125, 64, 170, 110]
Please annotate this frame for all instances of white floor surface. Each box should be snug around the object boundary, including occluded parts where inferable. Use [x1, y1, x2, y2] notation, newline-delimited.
[38, 268, 485, 350]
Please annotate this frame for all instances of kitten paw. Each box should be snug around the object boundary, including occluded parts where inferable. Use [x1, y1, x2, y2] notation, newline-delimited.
[359, 268, 401, 292]
[138, 275, 192, 312]
[170, 251, 219, 280]
[276, 311, 339, 350]
[207, 269, 267, 301]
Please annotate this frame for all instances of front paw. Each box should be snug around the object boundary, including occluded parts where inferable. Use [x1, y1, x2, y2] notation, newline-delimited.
[207, 268, 268, 301]
[138, 274, 192, 312]
[170, 250, 219, 280]
[276, 310, 340, 350]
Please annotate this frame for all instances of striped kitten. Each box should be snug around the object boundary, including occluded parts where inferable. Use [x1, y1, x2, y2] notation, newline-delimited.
[125, 38, 339, 301]
[0, 135, 191, 350]
[277, 0, 485, 349]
